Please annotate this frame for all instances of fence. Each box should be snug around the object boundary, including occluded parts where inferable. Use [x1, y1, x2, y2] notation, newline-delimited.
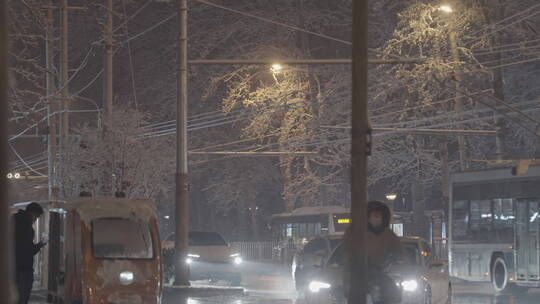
[230, 240, 303, 264]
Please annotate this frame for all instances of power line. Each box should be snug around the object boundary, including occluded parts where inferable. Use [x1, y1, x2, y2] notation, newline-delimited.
[195, 0, 351, 46]
[8, 142, 47, 176]
[466, 4, 540, 46]
[466, 3, 540, 43]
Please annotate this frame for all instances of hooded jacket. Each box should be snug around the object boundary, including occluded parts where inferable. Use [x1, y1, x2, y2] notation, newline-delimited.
[343, 200, 404, 269]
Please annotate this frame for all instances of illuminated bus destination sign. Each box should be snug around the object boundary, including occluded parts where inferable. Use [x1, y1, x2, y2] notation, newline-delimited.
[337, 218, 351, 224]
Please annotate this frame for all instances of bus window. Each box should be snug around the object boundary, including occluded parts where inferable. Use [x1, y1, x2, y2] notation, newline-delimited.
[493, 199, 514, 242]
[470, 200, 492, 232]
[452, 200, 469, 241]
[92, 218, 154, 259]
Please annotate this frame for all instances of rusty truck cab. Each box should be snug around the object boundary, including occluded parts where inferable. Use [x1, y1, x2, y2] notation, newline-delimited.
[47, 197, 162, 304]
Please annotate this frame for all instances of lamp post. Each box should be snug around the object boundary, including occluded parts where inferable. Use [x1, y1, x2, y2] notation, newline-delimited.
[439, 4, 468, 171]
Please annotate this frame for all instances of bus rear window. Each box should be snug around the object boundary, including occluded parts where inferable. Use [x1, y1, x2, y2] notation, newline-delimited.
[333, 213, 351, 232]
[92, 218, 153, 259]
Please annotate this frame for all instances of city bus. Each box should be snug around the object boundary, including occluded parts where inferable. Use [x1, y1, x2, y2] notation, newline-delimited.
[270, 205, 409, 243]
[449, 165, 540, 293]
[270, 205, 409, 264]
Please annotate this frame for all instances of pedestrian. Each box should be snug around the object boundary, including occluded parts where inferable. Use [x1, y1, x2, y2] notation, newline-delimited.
[343, 200, 404, 304]
[13, 202, 47, 304]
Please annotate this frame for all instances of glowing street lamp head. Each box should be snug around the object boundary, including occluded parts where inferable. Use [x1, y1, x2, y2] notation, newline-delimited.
[439, 5, 453, 13]
[271, 63, 283, 73]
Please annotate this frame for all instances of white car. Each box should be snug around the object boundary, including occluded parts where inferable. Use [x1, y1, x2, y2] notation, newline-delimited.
[305, 236, 451, 304]
[185, 231, 243, 285]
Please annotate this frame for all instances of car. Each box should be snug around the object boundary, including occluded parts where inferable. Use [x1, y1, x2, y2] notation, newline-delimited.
[305, 236, 451, 304]
[293, 234, 343, 293]
[186, 231, 243, 285]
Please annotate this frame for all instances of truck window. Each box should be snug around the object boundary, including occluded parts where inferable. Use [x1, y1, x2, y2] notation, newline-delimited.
[92, 218, 153, 259]
[189, 232, 228, 246]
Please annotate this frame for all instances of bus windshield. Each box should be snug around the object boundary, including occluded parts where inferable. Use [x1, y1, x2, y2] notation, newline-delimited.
[92, 218, 154, 259]
[332, 213, 351, 232]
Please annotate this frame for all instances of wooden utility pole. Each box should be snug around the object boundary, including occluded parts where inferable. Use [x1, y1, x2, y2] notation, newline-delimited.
[59, 0, 69, 196]
[46, 8, 57, 200]
[0, 3, 14, 303]
[449, 31, 468, 171]
[174, 0, 190, 286]
[105, 0, 114, 124]
[349, 0, 368, 303]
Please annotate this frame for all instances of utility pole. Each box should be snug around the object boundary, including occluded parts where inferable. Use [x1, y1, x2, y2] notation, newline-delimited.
[105, 0, 114, 125]
[0, 3, 14, 302]
[46, 8, 57, 200]
[59, 0, 69, 196]
[174, 0, 190, 286]
[449, 31, 468, 171]
[42, 7, 56, 292]
[349, 0, 368, 303]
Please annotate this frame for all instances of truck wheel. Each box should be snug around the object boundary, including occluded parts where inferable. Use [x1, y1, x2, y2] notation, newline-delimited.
[491, 256, 509, 293]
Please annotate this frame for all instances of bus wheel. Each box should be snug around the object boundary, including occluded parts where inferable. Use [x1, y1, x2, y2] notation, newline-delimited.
[491, 256, 508, 293]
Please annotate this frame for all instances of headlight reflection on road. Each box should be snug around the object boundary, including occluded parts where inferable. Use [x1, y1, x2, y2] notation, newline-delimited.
[186, 298, 242, 304]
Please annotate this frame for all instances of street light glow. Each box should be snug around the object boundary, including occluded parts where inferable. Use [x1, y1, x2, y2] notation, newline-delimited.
[270, 63, 282, 73]
[439, 5, 453, 13]
[386, 193, 397, 201]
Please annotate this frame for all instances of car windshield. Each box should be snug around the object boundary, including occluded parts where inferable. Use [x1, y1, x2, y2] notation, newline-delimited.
[402, 242, 419, 265]
[92, 218, 153, 259]
[329, 238, 342, 249]
[189, 232, 228, 246]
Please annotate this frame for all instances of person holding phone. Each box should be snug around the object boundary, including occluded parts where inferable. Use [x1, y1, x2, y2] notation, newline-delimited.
[13, 202, 47, 304]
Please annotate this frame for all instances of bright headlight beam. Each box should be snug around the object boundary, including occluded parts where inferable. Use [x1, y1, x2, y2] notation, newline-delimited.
[119, 271, 134, 285]
[401, 279, 418, 292]
[234, 257, 243, 265]
[309, 281, 331, 293]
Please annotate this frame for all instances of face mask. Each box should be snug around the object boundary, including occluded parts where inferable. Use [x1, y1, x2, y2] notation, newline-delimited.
[369, 217, 383, 228]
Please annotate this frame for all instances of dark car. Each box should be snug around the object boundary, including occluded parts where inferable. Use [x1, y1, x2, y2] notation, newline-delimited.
[293, 234, 342, 293]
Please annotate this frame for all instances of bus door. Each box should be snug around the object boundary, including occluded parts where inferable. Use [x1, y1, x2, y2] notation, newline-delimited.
[515, 199, 540, 282]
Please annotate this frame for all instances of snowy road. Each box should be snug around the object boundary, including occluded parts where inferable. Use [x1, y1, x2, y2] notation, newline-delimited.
[162, 262, 540, 304]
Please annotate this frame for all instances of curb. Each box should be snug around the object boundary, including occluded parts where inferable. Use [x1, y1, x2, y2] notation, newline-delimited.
[164, 285, 245, 297]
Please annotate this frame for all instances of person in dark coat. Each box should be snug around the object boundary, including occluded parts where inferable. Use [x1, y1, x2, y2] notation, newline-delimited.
[343, 200, 404, 304]
[13, 202, 46, 304]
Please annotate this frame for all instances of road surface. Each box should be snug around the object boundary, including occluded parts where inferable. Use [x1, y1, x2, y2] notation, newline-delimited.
[162, 262, 540, 304]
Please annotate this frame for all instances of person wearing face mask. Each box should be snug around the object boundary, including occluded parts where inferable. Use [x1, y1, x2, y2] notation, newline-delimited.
[13, 202, 47, 304]
[343, 200, 404, 304]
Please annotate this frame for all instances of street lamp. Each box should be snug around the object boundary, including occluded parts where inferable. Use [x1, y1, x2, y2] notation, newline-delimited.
[439, 5, 453, 13]
[270, 63, 283, 73]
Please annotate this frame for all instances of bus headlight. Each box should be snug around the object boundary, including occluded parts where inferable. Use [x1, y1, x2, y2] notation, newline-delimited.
[309, 281, 331, 293]
[119, 271, 134, 285]
[401, 279, 418, 292]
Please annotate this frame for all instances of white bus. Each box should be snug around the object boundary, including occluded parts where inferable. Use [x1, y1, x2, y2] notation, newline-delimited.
[449, 165, 540, 293]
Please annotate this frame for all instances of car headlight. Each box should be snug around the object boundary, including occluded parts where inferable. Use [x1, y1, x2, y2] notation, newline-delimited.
[186, 253, 200, 264]
[309, 281, 331, 293]
[230, 254, 243, 265]
[119, 271, 134, 285]
[401, 279, 418, 292]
